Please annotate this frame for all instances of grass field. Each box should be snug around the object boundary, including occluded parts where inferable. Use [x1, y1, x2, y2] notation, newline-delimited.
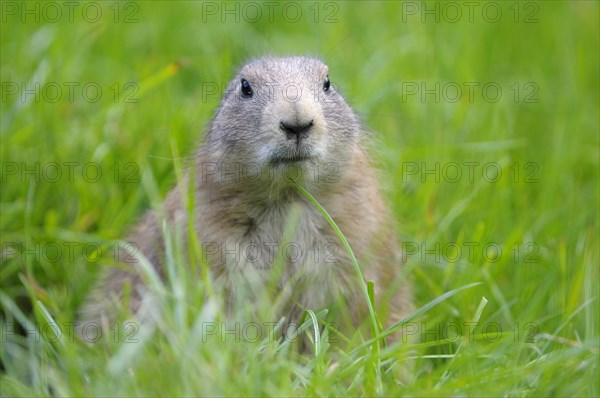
[1, 1, 599, 396]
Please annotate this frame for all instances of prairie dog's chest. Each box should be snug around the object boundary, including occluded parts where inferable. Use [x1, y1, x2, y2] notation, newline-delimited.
[232, 203, 337, 269]
[203, 200, 347, 285]
[229, 202, 352, 308]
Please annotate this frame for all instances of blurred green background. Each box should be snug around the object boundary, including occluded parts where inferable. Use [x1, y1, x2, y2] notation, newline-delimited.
[1, 1, 598, 396]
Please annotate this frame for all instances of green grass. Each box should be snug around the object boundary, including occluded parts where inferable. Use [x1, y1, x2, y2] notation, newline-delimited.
[1, 1, 598, 396]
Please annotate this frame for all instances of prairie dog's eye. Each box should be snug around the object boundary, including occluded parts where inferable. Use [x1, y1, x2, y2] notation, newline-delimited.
[241, 78, 252, 96]
[323, 75, 330, 92]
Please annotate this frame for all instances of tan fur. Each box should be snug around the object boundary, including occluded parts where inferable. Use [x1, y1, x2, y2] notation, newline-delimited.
[79, 56, 412, 340]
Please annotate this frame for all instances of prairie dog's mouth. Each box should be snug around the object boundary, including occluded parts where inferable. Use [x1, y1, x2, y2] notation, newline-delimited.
[269, 154, 315, 165]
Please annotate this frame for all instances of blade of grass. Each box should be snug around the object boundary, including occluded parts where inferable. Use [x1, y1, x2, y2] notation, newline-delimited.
[289, 177, 384, 392]
[340, 282, 483, 367]
[305, 309, 321, 356]
[436, 296, 488, 387]
[287, 178, 380, 344]
[36, 300, 64, 347]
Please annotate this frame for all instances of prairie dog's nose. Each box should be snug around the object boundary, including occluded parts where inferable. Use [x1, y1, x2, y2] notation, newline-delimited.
[279, 118, 314, 142]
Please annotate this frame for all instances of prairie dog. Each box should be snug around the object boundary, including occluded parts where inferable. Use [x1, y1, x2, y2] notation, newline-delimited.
[80, 56, 412, 340]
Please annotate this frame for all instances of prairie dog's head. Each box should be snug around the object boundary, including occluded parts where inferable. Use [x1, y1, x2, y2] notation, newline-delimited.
[203, 56, 362, 187]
